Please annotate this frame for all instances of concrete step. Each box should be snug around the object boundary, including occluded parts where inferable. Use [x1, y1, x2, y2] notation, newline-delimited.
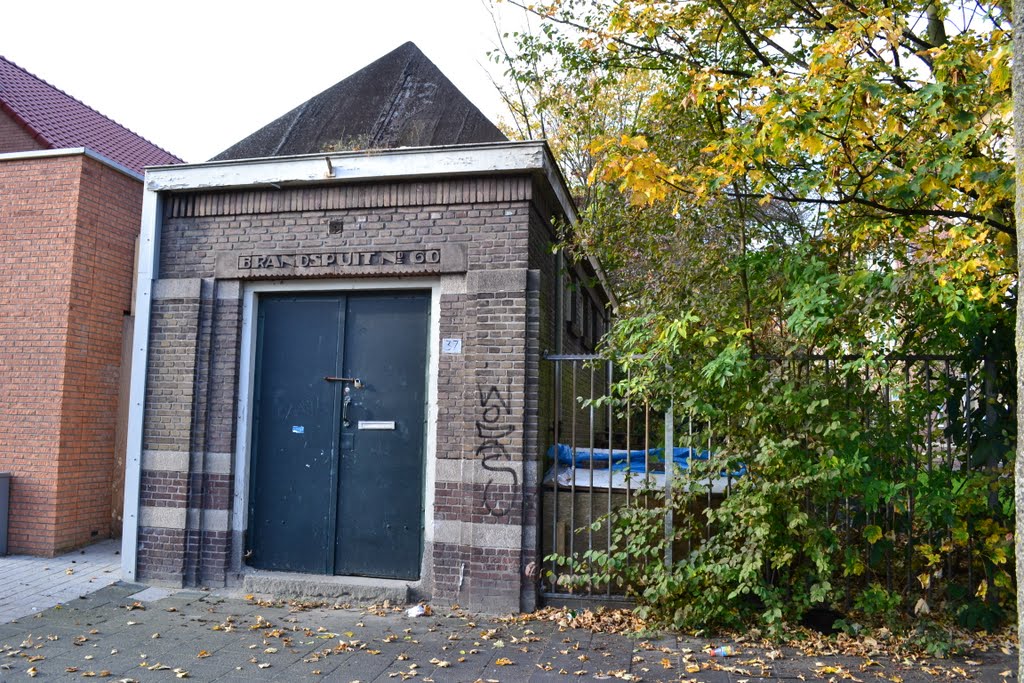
[241, 571, 410, 604]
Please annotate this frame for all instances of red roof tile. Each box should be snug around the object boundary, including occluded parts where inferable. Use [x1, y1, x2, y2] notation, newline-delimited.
[0, 56, 182, 174]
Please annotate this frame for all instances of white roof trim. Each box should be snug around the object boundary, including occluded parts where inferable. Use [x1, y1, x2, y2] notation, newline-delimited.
[0, 147, 143, 180]
[145, 140, 558, 191]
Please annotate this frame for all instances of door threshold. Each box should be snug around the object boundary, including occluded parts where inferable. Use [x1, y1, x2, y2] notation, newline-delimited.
[241, 568, 412, 604]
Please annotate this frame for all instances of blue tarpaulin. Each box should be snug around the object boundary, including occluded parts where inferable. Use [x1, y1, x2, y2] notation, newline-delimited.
[548, 444, 746, 478]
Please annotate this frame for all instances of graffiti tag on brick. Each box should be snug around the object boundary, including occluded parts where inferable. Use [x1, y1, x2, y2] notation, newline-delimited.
[477, 384, 517, 517]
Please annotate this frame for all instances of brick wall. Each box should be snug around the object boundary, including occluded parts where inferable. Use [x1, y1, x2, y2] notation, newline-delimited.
[136, 173, 575, 611]
[0, 109, 45, 154]
[0, 153, 140, 555]
[55, 155, 140, 550]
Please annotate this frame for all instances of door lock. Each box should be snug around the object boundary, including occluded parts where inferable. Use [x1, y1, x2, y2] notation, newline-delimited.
[325, 376, 363, 389]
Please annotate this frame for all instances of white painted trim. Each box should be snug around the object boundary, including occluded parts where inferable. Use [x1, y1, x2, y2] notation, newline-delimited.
[232, 277, 442, 569]
[0, 147, 143, 181]
[145, 141, 548, 192]
[233, 289, 257, 541]
[121, 188, 161, 580]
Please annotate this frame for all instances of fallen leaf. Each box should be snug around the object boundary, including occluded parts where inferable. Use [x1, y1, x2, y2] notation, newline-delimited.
[495, 657, 514, 666]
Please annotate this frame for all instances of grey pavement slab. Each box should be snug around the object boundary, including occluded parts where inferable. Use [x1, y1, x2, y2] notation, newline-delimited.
[0, 561, 1015, 682]
[0, 539, 121, 624]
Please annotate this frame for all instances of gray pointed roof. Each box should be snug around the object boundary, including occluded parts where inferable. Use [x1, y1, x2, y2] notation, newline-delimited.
[212, 42, 506, 161]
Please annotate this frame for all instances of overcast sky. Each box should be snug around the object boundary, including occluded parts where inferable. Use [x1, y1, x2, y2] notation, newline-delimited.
[1, 0, 530, 163]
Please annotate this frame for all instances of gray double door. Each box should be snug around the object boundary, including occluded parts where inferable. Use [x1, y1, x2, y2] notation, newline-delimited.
[247, 291, 429, 579]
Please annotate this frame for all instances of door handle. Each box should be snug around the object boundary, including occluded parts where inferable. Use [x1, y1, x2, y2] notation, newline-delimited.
[342, 393, 352, 428]
[325, 376, 363, 389]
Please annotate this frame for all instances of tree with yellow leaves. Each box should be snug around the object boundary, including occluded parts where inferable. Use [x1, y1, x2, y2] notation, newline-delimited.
[501, 0, 1016, 636]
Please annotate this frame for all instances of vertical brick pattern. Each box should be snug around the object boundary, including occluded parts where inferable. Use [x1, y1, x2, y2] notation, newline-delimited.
[527, 205, 560, 606]
[138, 289, 242, 585]
[143, 299, 199, 452]
[0, 154, 139, 556]
[521, 268, 542, 611]
[183, 288, 241, 586]
[435, 292, 469, 461]
[461, 281, 528, 611]
[138, 296, 199, 581]
[197, 295, 242, 585]
[181, 282, 215, 585]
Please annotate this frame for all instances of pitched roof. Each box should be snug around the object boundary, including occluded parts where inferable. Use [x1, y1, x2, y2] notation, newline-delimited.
[212, 42, 506, 161]
[0, 56, 182, 174]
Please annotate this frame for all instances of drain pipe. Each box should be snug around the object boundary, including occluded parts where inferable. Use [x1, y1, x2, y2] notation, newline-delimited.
[121, 187, 162, 581]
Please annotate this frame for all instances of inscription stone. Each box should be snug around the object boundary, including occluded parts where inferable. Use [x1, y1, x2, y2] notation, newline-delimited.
[215, 244, 467, 278]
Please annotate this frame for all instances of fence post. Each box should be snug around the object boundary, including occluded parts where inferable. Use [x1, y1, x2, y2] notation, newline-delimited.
[665, 401, 674, 568]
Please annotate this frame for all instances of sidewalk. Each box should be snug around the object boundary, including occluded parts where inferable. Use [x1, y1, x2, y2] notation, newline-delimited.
[0, 539, 121, 623]
[0, 580, 1015, 682]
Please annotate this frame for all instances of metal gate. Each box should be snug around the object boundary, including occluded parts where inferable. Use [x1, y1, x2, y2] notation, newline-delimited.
[540, 353, 1013, 605]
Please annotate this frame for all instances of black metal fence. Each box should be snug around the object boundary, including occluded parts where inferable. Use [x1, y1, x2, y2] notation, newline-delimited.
[540, 353, 1015, 609]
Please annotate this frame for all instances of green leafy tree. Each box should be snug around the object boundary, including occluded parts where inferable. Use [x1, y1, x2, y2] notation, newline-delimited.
[498, 0, 1016, 636]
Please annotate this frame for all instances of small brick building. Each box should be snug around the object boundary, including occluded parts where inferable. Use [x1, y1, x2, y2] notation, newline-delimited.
[122, 44, 610, 612]
[0, 56, 181, 555]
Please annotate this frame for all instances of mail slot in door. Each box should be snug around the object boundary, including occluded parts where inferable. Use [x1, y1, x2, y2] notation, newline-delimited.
[358, 420, 396, 430]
